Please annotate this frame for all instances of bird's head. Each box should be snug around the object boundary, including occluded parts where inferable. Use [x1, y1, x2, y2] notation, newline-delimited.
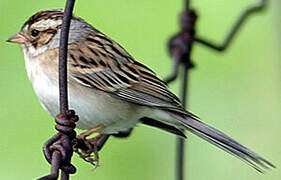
[7, 9, 93, 57]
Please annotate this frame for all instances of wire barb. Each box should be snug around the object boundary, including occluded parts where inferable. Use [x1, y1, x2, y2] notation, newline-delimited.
[164, 7, 196, 83]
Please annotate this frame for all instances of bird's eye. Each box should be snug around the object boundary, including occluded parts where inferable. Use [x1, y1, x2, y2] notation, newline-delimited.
[31, 29, 40, 37]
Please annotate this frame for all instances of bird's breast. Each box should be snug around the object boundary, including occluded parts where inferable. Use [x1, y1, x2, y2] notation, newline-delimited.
[22, 49, 144, 133]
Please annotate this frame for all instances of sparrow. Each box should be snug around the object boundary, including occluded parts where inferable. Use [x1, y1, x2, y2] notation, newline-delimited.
[7, 9, 274, 172]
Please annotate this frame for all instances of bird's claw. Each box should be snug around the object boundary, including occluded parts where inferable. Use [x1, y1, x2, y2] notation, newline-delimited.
[73, 136, 100, 170]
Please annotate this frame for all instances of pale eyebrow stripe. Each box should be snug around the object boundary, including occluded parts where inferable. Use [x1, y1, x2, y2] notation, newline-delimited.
[31, 19, 62, 30]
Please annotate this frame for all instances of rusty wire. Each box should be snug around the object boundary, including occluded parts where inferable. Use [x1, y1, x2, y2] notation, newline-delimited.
[38, 0, 77, 180]
[164, 0, 268, 180]
[194, 0, 268, 51]
[164, 3, 196, 180]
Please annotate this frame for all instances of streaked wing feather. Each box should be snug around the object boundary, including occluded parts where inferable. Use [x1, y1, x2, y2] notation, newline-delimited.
[69, 32, 186, 114]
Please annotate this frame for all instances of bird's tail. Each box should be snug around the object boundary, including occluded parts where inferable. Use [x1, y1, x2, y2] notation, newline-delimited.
[176, 114, 275, 172]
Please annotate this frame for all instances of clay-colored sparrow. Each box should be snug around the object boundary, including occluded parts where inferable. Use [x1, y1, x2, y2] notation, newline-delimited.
[7, 9, 274, 172]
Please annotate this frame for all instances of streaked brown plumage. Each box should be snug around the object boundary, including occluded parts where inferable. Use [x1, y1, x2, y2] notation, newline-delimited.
[7, 9, 275, 172]
[69, 33, 185, 112]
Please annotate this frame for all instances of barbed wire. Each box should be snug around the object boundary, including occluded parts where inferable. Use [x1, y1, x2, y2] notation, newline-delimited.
[164, 0, 268, 180]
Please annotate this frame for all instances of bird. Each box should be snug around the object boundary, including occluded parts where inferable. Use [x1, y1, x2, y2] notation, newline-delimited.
[7, 9, 274, 172]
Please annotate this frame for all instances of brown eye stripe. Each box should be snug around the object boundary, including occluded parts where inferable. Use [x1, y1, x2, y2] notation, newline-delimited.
[44, 29, 57, 34]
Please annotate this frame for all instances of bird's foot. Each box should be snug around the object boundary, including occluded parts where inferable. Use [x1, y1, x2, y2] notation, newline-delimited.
[73, 135, 100, 170]
[72, 125, 105, 169]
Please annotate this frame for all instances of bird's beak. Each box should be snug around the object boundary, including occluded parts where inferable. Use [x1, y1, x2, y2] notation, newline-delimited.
[7, 33, 27, 44]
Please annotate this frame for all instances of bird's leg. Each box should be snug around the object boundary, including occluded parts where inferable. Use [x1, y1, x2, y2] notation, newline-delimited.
[73, 126, 133, 169]
[77, 125, 105, 140]
[73, 125, 105, 169]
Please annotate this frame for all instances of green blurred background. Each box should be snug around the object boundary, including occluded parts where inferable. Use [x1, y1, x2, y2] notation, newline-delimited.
[0, 0, 280, 179]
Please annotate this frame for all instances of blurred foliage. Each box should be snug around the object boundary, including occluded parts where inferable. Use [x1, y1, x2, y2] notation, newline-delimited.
[0, 0, 280, 180]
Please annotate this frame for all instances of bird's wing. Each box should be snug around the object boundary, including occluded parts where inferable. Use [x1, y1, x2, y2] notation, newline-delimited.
[68, 32, 275, 172]
[68, 32, 188, 114]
